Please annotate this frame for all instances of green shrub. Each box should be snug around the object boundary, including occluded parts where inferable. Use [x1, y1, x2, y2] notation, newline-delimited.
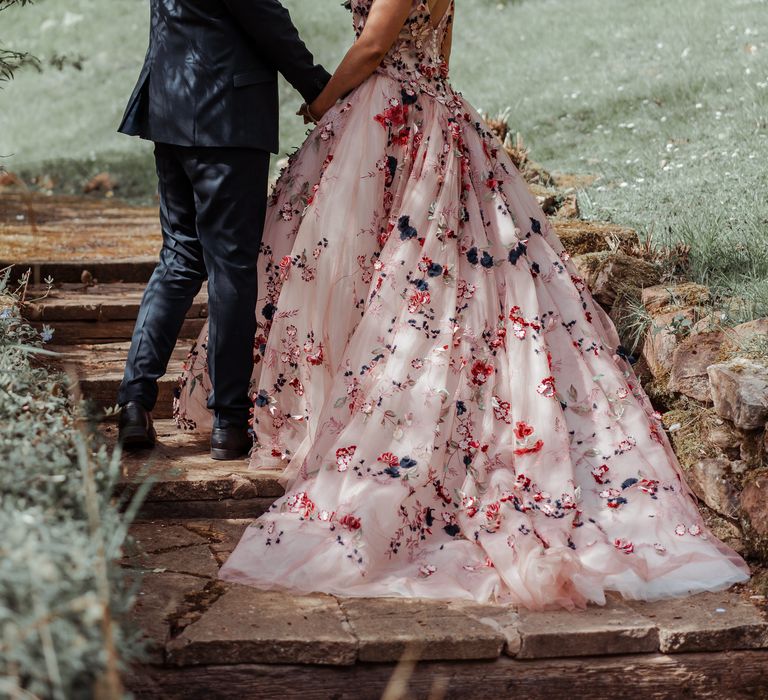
[0, 270, 144, 699]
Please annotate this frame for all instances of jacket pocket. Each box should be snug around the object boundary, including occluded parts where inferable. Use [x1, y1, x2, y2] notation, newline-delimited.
[233, 67, 277, 87]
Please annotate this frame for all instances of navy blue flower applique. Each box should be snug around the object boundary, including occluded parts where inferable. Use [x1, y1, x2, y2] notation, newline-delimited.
[399, 215, 418, 240]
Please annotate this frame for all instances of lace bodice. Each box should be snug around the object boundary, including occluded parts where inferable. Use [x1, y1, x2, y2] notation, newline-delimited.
[349, 0, 455, 99]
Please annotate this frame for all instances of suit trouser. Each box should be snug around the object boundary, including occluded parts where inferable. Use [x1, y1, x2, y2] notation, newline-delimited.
[118, 142, 270, 428]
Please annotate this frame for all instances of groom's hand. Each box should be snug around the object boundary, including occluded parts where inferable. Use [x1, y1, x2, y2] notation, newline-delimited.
[297, 103, 315, 125]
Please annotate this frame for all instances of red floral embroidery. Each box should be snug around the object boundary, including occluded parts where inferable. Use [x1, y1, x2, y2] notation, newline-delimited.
[287, 492, 315, 518]
[470, 359, 494, 386]
[378, 452, 400, 467]
[536, 376, 556, 398]
[493, 396, 512, 424]
[374, 99, 409, 129]
[514, 439, 544, 456]
[339, 514, 362, 531]
[336, 445, 357, 472]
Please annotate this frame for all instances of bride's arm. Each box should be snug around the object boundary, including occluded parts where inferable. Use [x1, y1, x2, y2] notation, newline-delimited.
[307, 0, 413, 119]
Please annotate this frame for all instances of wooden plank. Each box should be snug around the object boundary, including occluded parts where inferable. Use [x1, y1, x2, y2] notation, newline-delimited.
[124, 650, 768, 699]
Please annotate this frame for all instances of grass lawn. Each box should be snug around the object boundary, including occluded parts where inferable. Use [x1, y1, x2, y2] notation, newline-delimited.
[1, 0, 767, 316]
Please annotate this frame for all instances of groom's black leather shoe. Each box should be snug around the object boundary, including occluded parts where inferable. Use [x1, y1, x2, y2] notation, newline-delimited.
[118, 401, 157, 450]
[210, 426, 253, 461]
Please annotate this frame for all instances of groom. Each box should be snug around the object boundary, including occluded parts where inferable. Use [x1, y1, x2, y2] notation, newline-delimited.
[116, 0, 330, 460]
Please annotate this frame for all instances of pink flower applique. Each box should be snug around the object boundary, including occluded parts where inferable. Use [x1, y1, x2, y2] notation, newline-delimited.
[419, 564, 437, 578]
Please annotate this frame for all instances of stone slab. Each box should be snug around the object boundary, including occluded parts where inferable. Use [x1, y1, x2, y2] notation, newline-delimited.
[50, 342, 188, 418]
[23, 283, 207, 321]
[180, 520, 252, 556]
[516, 595, 659, 659]
[125, 544, 221, 580]
[625, 591, 768, 653]
[136, 498, 276, 521]
[126, 650, 768, 699]
[445, 600, 522, 656]
[32, 317, 206, 345]
[128, 522, 210, 553]
[131, 572, 209, 658]
[166, 587, 357, 667]
[111, 421, 285, 519]
[340, 598, 506, 662]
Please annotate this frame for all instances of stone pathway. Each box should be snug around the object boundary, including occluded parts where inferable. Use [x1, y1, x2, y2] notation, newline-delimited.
[8, 192, 768, 698]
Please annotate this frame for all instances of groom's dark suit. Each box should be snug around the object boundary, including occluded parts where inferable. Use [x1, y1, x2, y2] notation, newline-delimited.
[117, 0, 330, 428]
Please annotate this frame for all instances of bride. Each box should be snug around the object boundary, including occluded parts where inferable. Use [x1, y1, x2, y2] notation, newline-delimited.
[176, 0, 750, 610]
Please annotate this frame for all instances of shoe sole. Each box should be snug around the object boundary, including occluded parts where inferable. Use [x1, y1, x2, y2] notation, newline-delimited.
[210, 447, 250, 461]
[120, 426, 157, 451]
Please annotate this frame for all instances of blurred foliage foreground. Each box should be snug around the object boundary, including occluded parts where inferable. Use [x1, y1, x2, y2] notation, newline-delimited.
[0, 269, 146, 699]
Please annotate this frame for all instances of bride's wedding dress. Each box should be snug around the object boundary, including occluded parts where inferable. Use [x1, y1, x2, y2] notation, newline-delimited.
[176, 0, 750, 610]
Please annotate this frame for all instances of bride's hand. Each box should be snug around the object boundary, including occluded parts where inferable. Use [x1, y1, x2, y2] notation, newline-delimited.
[308, 96, 334, 122]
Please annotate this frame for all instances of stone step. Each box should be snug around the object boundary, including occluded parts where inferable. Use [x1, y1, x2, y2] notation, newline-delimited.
[122, 518, 768, 697]
[6, 258, 160, 285]
[111, 420, 284, 519]
[24, 284, 208, 344]
[50, 343, 189, 419]
[1, 193, 160, 283]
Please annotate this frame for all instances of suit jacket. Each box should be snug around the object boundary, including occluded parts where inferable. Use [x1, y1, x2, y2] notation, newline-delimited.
[119, 0, 331, 153]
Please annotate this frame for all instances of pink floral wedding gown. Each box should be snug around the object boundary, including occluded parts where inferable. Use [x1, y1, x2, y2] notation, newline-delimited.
[175, 0, 750, 610]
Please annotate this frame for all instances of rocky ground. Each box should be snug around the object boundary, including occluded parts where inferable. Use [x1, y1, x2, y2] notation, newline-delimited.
[3, 147, 768, 696]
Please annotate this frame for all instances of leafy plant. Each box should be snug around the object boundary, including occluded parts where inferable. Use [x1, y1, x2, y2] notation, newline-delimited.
[0, 268, 147, 699]
[0, 0, 38, 82]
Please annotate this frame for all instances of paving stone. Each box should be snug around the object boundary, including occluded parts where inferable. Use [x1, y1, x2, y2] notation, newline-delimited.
[625, 591, 768, 653]
[516, 595, 659, 659]
[166, 586, 357, 666]
[51, 342, 186, 418]
[340, 598, 505, 662]
[136, 498, 276, 520]
[23, 284, 208, 322]
[113, 421, 284, 517]
[180, 520, 252, 556]
[128, 522, 210, 553]
[445, 600, 522, 656]
[132, 572, 209, 656]
[125, 544, 221, 579]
